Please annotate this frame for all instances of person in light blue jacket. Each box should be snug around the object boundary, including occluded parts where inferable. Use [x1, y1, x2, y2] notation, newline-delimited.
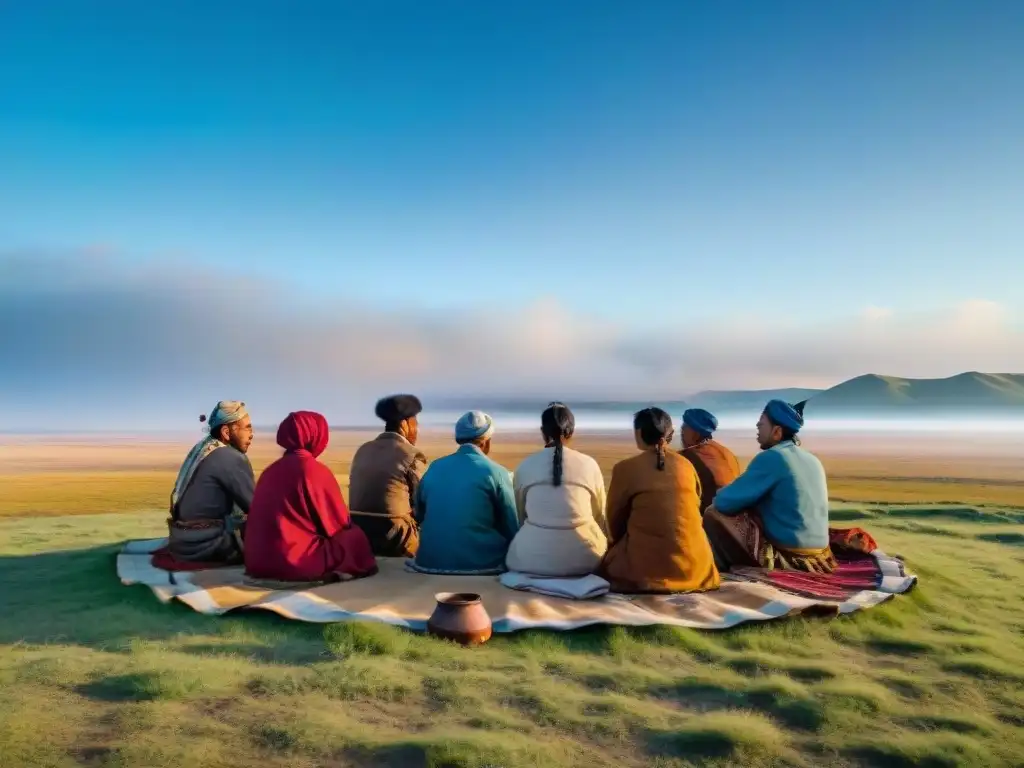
[703, 399, 836, 573]
[409, 411, 519, 575]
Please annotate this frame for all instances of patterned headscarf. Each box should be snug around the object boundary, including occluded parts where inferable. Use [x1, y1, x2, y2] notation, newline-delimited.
[205, 400, 249, 430]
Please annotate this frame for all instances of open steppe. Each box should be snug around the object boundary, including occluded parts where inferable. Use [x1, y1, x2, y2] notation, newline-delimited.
[1, 429, 1022, 766]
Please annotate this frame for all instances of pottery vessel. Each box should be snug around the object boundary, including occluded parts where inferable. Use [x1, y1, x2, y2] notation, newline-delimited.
[426, 592, 493, 646]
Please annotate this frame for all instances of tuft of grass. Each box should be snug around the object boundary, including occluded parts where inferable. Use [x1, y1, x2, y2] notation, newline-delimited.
[843, 732, 997, 768]
[646, 711, 789, 762]
[323, 619, 412, 657]
[942, 655, 1024, 682]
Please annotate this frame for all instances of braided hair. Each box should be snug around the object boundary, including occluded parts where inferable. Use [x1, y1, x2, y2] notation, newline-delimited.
[541, 402, 575, 486]
[633, 407, 674, 470]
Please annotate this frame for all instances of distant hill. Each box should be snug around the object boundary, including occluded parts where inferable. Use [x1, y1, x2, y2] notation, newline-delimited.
[426, 374, 1024, 419]
[805, 372, 1024, 415]
[679, 388, 823, 412]
[430, 388, 822, 415]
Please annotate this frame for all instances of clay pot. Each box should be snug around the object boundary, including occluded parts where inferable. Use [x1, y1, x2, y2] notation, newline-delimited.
[426, 592, 493, 646]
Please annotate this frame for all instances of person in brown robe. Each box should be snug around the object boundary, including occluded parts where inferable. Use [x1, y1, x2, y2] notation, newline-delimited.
[348, 394, 428, 557]
[678, 408, 741, 515]
[597, 408, 720, 594]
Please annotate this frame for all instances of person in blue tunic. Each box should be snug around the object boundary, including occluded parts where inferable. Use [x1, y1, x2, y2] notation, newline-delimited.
[409, 410, 520, 575]
[703, 399, 836, 573]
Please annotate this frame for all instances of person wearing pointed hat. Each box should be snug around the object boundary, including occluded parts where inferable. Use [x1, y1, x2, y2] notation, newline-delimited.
[678, 408, 741, 516]
[348, 394, 429, 557]
[409, 410, 519, 575]
[703, 399, 835, 573]
[167, 400, 256, 564]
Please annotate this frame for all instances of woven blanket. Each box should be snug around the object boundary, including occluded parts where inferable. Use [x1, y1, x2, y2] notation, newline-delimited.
[117, 538, 916, 633]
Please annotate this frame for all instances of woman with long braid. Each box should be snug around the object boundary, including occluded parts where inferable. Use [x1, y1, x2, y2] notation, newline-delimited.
[505, 403, 609, 577]
[597, 408, 720, 593]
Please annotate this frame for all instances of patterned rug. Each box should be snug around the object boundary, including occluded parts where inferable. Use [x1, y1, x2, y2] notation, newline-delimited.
[118, 538, 917, 633]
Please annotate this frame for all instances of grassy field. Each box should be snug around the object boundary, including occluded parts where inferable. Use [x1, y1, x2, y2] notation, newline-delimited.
[1, 434, 1023, 767]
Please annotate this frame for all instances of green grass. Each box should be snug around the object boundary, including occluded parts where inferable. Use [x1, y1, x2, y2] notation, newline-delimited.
[2, 505, 1024, 767]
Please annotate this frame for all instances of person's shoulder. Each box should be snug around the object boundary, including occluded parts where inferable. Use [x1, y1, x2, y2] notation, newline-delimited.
[206, 446, 251, 469]
[750, 447, 785, 469]
[664, 450, 696, 474]
[794, 445, 824, 467]
[306, 456, 338, 479]
[709, 439, 739, 458]
[483, 453, 512, 478]
[611, 452, 643, 478]
[515, 447, 547, 474]
[564, 445, 598, 467]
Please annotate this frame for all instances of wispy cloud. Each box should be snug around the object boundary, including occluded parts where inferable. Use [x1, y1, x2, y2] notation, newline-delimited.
[1, 250, 1021, 427]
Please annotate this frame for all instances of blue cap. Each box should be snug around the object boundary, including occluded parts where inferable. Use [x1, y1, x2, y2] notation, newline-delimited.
[763, 399, 804, 432]
[455, 410, 495, 442]
[682, 408, 718, 437]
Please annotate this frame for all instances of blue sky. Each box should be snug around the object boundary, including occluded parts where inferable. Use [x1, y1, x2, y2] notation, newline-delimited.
[1, 2, 1022, 426]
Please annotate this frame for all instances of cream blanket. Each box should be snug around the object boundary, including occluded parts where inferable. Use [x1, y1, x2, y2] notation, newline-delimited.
[118, 538, 916, 632]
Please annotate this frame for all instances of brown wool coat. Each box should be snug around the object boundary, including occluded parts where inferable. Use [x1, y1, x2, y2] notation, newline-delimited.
[348, 432, 427, 557]
[598, 450, 720, 594]
[680, 439, 742, 514]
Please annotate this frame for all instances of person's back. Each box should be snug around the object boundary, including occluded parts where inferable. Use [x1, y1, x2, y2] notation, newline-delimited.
[680, 439, 741, 515]
[177, 446, 254, 523]
[506, 446, 608, 576]
[600, 451, 718, 592]
[245, 411, 376, 582]
[414, 415, 519, 574]
[598, 408, 719, 594]
[348, 394, 427, 557]
[348, 433, 427, 555]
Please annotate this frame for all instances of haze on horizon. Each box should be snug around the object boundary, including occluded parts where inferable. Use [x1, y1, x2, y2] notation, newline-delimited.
[1, 2, 1022, 431]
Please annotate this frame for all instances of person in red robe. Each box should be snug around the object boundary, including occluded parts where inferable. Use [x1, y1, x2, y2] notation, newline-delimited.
[244, 411, 378, 582]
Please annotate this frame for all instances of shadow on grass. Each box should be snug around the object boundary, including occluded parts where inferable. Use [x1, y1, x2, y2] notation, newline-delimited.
[0, 545, 330, 657]
[75, 672, 173, 702]
[976, 531, 1024, 547]
[651, 678, 825, 731]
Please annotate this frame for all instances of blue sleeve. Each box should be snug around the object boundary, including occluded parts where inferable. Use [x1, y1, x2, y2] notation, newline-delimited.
[713, 451, 780, 514]
[491, 465, 520, 541]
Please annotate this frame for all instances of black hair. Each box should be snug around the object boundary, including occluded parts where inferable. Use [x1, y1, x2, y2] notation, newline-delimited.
[633, 407, 674, 470]
[541, 402, 575, 486]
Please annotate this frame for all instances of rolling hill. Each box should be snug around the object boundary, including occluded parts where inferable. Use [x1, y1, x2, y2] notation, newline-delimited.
[804, 372, 1024, 415]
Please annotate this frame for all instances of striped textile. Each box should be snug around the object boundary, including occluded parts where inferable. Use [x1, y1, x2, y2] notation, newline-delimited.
[117, 538, 916, 633]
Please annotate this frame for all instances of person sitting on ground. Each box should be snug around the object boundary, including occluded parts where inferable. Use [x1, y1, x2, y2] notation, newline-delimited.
[679, 408, 741, 515]
[167, 400, 255, 564]
[703, 399, 835, 573]
[597, 408, 720, 594]
[244, 411, 377, 583]
[348, 394, 428, 557]
[410, 411, 519, 575]
[505, 402, 609, 577]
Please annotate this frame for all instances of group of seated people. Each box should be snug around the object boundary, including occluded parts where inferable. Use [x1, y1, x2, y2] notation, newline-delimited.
[166, 393, 833, 592]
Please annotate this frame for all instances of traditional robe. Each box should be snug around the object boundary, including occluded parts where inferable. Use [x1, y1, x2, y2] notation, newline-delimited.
[411, 444, 519, 575]
[703, 440, 835, 572]
[597, 450, 720, 594]
[505, 446, 609, 577]
[167, 440, 254, 564]
[348, 432, 427, 557]
[244, 412, 377, 582]
[679, 439, 741, 515]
